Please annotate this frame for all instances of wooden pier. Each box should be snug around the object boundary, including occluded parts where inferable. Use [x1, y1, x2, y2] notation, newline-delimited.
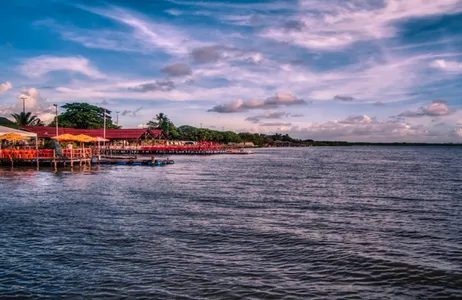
[0, 148, 92, 169]
[0, 148, 175, 169]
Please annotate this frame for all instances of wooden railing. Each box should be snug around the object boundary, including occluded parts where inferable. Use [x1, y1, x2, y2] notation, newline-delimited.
[0, 148, 93, 160]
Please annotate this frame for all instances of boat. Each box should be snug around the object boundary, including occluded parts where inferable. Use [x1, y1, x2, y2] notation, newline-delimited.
[226, 149, 254, 155]
[92, 156, 174, 166]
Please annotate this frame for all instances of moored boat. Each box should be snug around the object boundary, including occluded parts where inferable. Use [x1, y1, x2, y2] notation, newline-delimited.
[226, 149, 254, 155]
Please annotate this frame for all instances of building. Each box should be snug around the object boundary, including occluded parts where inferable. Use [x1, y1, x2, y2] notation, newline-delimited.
[23, 126, 167, 147]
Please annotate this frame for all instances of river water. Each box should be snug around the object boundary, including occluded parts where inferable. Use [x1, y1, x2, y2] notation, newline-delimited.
[1, 147, 461, 299]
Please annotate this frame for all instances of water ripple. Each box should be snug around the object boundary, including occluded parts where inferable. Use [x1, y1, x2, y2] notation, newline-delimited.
[1, 147, 461, 299]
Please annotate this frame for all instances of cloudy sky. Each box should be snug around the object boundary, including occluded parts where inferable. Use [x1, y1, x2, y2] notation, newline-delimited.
[1, 0, 462, 142]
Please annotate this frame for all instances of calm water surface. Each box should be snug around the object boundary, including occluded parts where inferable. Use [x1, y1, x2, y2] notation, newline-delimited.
[1, 147, 461, 299]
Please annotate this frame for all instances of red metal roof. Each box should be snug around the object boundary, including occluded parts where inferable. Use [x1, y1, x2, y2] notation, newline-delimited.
[22, 126, 164, 139]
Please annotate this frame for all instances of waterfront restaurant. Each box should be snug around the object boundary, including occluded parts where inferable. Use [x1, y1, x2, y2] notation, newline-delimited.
[22, 126, 167, 148]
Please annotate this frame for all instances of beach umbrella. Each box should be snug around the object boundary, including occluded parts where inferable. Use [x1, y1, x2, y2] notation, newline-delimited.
[74, 134, 96, 143]
[72, 134, 97, 158]
[51, 134, 78, 141]
[0, 133, 31, 141]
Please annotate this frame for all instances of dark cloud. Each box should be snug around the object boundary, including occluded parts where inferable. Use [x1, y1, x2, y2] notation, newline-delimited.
[249, 15, 264, 26]
[121, 107, 143, 117]
[288, 113, 304, 117]
[260, 122, 292, 127]
[245, 111, 286, 123]
[38, 85, 55, 90]
[129, 79, 175, 92]
[334, 95, 354, 101]
[289, 59, 304, 65]
[389, 115, 405, 122]
[338, 115, 376, 125]
[160, 62, 192, 77]
[191, 46, 221, 64]
[398, 100, 453, 118]
[406, 91, 434, 96]
[133, 107, 142, 116]
[208, 93, 309, 113]
[434, 122, 446, 127]
[283, 20, 305, 32]
[373, 101, 385, 106]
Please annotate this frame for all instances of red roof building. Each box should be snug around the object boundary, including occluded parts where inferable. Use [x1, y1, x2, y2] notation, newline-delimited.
[22, 126, 165, 140]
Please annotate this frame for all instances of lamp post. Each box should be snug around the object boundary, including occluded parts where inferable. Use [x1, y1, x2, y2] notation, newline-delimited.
[21, 96, 27, 114]
[53, 104, 58, 137]
[103, 108, 107, 147]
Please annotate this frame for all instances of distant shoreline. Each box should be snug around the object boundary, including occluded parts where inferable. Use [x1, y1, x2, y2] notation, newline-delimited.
[262, 142, 462, 147]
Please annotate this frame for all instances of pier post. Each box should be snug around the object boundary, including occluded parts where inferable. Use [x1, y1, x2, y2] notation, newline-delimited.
[53, 150, 57, 171]
[36, 139, 39, 170]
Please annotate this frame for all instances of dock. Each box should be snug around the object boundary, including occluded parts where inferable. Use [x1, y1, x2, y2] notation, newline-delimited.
[0, 148, 174, 169]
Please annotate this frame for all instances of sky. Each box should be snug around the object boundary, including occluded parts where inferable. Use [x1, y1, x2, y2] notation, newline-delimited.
[1, 0, 462, 142]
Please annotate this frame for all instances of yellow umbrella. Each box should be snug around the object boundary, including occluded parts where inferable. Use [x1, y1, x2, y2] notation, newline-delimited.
[74, 134, 96, 143]
[52, 134, 78, 141]
[0, 133, 31, 141]
[73, 134, 98, 159]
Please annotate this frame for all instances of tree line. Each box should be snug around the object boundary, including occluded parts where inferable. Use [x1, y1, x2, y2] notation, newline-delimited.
[14, 102, 459, 147]
[9, 102, 307, 146]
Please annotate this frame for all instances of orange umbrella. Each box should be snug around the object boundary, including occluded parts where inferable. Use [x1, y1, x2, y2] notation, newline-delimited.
[52, 134, 78, 141]
[0, 133, 31, 141]
[74, 134, 96, 143]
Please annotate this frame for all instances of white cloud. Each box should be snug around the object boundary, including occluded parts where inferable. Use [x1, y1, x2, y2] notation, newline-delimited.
[71, 6, 204, 55]
[430, 59, 462, 72]
[0, 88, 55, 123]
[0, 82, 12, 94]
[20, 56, 105, 79]
[453, 128, 462, 137]
[208, 92, 308, 113]
[262, 0, 462, 50]
[277, 114, 447, 142]
[399, 101, 454, 117]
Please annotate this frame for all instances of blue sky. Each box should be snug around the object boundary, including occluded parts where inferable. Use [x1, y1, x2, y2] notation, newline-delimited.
[1, 0, 462, 142]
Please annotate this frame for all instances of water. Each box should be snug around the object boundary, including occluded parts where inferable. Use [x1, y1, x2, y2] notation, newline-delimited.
[1, 147, 461, 299]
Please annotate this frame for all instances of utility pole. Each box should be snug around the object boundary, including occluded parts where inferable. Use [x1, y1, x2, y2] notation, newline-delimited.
[21, 96, 27, 114]
[103, 108, 107, 140]
[116, 111, 120, 127]
[53, 104, 58, 137]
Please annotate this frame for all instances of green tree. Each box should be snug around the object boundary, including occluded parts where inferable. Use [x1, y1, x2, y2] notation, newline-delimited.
[48, 103, 118, 129]
[11, 112, 44, 126]
[147, 112, 170, 137]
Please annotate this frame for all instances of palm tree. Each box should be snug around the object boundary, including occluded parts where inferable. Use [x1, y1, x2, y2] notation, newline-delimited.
[11, 112, 44, 126]
[147, 112, 170, 139]
[147, 113, 164, 128]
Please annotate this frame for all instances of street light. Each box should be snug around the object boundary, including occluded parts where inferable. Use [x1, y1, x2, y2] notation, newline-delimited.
[53, 104, 58, 137]
[21, 96, 27, 114]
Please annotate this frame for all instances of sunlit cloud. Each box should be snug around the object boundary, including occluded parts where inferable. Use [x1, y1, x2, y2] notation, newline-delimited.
[20, 56, 105, 79]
